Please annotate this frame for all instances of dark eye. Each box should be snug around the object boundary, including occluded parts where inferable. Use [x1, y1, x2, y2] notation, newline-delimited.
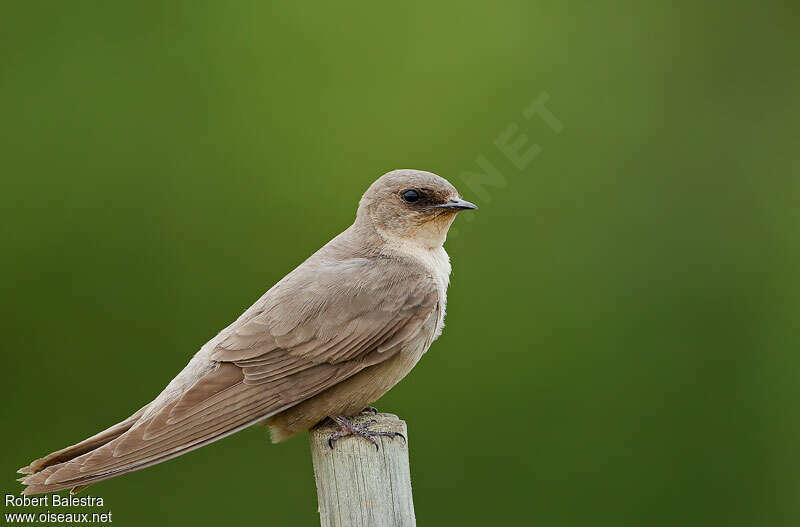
[401, 189, 420, 203]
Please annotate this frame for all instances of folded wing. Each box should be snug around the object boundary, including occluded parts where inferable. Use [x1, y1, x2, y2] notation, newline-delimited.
[20, 256, 437, 494]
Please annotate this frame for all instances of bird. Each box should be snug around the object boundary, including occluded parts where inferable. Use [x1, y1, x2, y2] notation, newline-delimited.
[17, 169, 477, 495]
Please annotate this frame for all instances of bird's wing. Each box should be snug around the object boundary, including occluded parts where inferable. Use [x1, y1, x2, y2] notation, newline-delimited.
[20, 256, 438, 494]
[210, 256, 439, 382]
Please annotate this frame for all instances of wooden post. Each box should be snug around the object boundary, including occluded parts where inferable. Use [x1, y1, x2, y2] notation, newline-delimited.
[309, 412, 416, 527]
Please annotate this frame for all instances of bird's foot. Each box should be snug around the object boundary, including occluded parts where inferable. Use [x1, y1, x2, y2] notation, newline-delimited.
[360, 406, 379, 415]
[327, 415, 405, 451]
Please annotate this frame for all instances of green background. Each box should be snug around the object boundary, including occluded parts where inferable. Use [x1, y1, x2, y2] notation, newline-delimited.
[1, 1, 798, 525]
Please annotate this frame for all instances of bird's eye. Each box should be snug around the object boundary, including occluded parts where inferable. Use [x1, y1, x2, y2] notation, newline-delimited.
[401, 189, 420, 204]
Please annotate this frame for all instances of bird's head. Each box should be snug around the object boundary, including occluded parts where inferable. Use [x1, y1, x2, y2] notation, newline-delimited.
[357, 169, 477, 249]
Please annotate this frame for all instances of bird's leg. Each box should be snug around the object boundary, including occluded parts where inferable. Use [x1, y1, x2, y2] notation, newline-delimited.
[327, 415, 405, 451]
[360, 406, 379, 415]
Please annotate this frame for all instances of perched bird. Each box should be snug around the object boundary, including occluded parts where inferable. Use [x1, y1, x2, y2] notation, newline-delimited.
[18, 169, 477, 495]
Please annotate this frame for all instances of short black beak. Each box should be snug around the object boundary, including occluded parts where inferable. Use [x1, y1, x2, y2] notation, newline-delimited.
[435, 198, 478, 211]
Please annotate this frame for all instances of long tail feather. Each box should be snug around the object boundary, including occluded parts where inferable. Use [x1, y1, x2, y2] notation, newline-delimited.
[17, 404, 149, 475]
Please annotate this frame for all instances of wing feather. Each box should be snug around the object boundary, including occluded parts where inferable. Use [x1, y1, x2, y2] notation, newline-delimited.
[20, 255, 439, 494]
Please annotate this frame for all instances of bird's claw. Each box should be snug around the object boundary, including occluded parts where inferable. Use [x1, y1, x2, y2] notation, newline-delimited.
[327, 415, 406, 451]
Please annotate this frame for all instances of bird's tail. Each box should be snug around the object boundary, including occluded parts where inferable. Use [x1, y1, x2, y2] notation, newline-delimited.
[17, 404, 149, 494]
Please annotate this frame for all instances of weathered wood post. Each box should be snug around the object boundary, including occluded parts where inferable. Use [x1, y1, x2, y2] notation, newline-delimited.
[309, 412, 416, 526]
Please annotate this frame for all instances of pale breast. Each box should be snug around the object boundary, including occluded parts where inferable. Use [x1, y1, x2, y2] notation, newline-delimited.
[422, 247, 451, 337]
[384, 241, 451, 338]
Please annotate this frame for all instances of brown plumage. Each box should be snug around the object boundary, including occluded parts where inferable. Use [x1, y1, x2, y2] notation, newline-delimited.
[18, 169, 477, 495]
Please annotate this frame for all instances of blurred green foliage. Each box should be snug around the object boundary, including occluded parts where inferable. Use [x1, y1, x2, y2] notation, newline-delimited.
[1, 1, 798, 525]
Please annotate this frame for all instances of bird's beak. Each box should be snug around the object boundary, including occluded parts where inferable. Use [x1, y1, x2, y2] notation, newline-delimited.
[435, 198, 478, 211]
